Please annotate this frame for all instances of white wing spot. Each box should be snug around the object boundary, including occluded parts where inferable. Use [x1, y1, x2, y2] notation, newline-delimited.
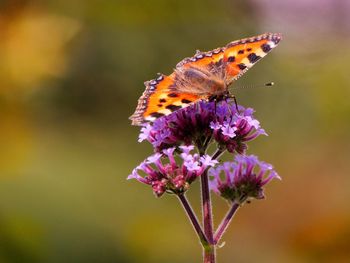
[159, 109, 172, 115]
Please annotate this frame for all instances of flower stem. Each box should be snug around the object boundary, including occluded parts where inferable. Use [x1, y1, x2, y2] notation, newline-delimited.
[201, 170, 214, 243]
[200, 169, 216, 263]
[202, 135, 212, 150]
[214, 202, 240, 244]
[203, 246, 216, 263]
[177, 194, 209, 246]
[211, 148, 224, 160]
[198, 147, 224, 263]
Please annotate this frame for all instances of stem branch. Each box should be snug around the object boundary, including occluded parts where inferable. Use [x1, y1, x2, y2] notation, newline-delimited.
[214, 202, 240, 244]
[211, 148, 224, 160]
[177, 194, 209, 246]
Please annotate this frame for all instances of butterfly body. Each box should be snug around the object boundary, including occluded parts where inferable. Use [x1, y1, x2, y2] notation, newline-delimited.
[174, 66, 226, 97]
[130, 33, 282, 126]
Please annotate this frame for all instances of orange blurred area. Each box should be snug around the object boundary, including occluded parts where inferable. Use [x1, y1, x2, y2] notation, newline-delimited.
[1, 0, 350, 262]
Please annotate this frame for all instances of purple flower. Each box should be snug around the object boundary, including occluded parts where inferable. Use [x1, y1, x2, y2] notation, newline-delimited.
[209, 155, 280, 203]
[200, 155, 219, 167]
[138, 100, 266, 154]
[138, 124, 153, 142]
[128, 146, 217, 197]
[183, 158, 201, 172]
[179, 145, 195, 154]
[220, 122, 237, 138]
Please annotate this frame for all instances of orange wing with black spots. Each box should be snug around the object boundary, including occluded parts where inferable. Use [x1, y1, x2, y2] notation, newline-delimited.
[176, 47, 225, 78]
[223, 33, 282, 85]
[130, 33, 282, 126]
[129, 73, 203, 125]
[129, 50, 225, 126]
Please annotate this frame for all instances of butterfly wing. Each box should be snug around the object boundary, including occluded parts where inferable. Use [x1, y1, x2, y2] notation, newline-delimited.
[130, 33, 282, 126]
[223, 33, 282, 86]
[176, 47, 225, 78]
[130, 49, 225, 126]
[129, 73, 202, 125]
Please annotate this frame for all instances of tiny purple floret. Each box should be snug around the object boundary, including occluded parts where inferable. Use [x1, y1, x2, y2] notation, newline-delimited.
[138, 101, 266, 153]
[209, 154, 280, 203]
[128, 145, 218, 197]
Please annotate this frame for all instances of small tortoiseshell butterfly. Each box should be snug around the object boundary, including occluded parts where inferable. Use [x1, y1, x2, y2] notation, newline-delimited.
[130, 33, 282, 125]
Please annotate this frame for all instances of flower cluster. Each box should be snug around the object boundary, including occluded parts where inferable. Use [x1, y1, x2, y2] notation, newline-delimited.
[128, 145, 218, 197]
[139, 101, 266, 153]
[209, 155, 280, 204]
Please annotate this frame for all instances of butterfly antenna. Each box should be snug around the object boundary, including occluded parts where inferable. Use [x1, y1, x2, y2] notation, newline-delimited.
[229, 82, 274, 91]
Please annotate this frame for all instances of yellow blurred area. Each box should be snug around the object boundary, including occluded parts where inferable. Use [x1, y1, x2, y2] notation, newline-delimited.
[0, 3, 80, 94]
[0, 0, 350, 262]
[0, 103, 33, 175]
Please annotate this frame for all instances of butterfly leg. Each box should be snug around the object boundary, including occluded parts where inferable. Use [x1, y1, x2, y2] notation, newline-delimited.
[214, 98, 217, 116]
[232, 95, 239, 113]
[225, 94, 239, 113]
[208, 94, 218, 116]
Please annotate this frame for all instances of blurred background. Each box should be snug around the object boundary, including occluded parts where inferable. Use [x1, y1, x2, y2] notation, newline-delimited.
[1, 0, 350, 262]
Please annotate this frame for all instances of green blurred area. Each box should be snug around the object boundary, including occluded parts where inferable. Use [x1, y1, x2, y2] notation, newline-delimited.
[1, 0, 350, 262]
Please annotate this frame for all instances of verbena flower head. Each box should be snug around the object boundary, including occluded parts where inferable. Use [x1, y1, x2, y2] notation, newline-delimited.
[209, 155, 280, 204]
[128, 145, 218, 197]
[138, 100, 266, 154]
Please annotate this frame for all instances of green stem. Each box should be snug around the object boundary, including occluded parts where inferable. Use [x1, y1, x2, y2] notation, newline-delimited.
[203, 245, 216, 263]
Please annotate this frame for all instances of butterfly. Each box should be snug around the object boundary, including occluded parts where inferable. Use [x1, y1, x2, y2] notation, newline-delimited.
[130, 33, 282, 126]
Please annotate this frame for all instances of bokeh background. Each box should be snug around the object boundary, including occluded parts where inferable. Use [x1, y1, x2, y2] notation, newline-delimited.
[1, 0, 350, 262]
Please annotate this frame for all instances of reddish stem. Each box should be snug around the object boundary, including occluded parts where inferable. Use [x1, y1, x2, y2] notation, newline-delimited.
[177, 194, 209, 246]
[201, 170, 214, 244]
[214, 202, 240, 244]
[203, 247, 216, 263]
[199, 146, 224, 263]
[201, 169, 216, 263]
